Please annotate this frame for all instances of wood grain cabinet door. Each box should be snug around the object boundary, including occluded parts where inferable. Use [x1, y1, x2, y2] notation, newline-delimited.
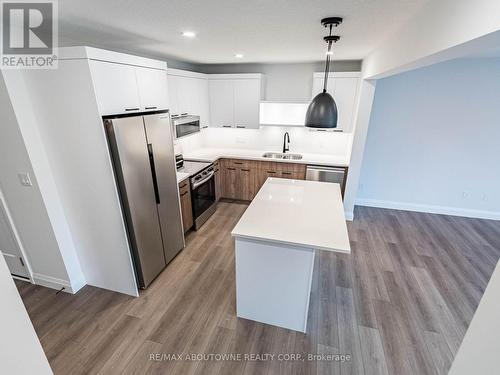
[239, 168, 256, 200]
[178, 181, 193, 233]
[223, 166, 238, 199]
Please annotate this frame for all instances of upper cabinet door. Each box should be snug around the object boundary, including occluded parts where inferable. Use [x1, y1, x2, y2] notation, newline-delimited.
[90, 60, 141, 115]
[167, 75, 180, 116]
[195, 78, 210, 128]
[209, 79, 234, 128]
[136, 67, 169, 112]
[312, 76, 336, 98]
[333, 77, 359, 132]
[233, 79, 260, 129]
[177, 76, 198, 116]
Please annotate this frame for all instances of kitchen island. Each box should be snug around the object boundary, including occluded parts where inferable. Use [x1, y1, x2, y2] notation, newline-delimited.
[231, 178, 350, 332]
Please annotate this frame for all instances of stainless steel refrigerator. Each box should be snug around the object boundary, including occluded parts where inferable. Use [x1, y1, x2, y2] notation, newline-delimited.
[104, 111, 184, 289]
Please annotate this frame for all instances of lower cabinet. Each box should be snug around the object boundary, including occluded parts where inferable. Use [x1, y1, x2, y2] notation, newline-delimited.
[220, 159, 306, 201]
[221, 159, 257, 200]
[178, 180, 193, 233]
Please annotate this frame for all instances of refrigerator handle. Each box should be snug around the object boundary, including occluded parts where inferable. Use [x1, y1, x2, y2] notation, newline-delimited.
[147, 143, 161, 204]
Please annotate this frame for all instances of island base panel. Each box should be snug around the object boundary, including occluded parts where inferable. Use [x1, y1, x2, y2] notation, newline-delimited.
[234, 238, 315, 333]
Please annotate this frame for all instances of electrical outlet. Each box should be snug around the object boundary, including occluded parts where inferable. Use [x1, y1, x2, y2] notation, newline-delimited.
[482, 194, 488, 201]
[461, 191, 468, 199]
[18, 173, 32, 187]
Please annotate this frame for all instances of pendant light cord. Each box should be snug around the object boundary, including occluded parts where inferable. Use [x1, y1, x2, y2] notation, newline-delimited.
[323, 24, 333, 93]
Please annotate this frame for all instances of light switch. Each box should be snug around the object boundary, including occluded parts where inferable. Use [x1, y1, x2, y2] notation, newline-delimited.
[18, 173, 32, 187]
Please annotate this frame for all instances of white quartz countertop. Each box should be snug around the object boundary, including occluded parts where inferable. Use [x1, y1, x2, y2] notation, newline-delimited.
[176, 171, 190, 184]
[183, 148, 349, 167]
[231, 178, 351, 253]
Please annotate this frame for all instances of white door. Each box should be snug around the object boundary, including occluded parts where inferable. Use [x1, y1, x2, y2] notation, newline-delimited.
[90, 60, 141, 115]
[209, 79, 234, 128]
[333, 77, 359, 132]
[136, 67, 169, 112]
[233, 79, 260, 129]
[0, 198, 29, 279]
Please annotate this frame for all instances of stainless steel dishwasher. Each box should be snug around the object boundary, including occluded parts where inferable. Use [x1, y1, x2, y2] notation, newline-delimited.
[306, 165, 347, 197]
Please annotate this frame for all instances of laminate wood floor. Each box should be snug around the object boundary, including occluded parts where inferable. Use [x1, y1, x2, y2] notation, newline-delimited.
[16, 202, 500, 375]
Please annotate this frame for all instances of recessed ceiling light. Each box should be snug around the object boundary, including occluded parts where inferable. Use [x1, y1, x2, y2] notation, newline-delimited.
[182, 31, 196, 38]
[235, 53, 244, 59]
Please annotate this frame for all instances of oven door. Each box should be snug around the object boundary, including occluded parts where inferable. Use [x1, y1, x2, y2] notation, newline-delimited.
[175, 119, 200, 139]
[191, 173, 216, 229]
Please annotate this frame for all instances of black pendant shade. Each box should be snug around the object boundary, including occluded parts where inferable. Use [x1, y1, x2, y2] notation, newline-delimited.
[305, 17, 342, 129]
[305, 91, 338, 128]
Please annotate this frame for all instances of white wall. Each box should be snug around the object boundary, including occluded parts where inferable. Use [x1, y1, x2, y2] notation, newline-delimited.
[449, 260, 500, 374]
[343, 77, 377, 221]
[0, 254, 52, 374]
[363, 0, 500, 79]
[0, 73, 82, 292]
[177, 126, 353, 160]
[357, 58, 500, 220]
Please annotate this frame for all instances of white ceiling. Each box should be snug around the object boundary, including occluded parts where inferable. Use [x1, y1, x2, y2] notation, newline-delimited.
[58, 0, 429, 64]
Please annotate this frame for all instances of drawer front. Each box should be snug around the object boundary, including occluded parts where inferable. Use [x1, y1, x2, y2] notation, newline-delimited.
[228, 159, 251, 169]
[179, 180, 190, 195]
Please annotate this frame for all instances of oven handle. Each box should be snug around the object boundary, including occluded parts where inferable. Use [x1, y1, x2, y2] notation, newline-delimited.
[192, 171, 215, 189]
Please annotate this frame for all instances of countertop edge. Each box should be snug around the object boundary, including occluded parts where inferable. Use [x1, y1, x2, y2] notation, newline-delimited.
[184, 150, 349, 168]
[231, 232, 351, 254]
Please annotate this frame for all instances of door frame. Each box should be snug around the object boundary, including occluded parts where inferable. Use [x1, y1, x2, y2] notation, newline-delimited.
[0, 188, 33, 283]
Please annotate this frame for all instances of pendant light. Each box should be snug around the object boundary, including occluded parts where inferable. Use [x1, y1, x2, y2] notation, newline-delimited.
[305, 17, 342, 128]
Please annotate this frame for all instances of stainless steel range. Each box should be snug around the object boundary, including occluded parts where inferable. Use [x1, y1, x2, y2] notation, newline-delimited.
[176, 155, 217, 230]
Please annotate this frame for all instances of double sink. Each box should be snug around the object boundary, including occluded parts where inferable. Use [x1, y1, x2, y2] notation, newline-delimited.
[262, 152, 303, 160]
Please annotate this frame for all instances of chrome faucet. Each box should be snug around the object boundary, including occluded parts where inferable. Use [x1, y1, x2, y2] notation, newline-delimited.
[282, 132, 290, 153]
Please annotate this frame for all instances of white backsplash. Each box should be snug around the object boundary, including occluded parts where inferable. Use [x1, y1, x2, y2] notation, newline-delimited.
[175, 126, 353, 158]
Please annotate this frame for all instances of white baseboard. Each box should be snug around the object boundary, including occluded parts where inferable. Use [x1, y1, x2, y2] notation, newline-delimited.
[32, 273, 85, 294]
[355, 198, 500, 221]
[344, 210, 354, 221]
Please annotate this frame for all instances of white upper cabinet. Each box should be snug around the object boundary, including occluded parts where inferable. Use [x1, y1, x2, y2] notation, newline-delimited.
[311, 72, 360, 133]
[136, 67, 168, 112]
[90, 60, 141, 115]
[167, 75, 181, 115]
[234, 79, 260, 129]
[167, 69, 211, 127]
[90, 60, 168, 116]
[208, 74, 262, 129]
[209, 79, 234, 128]
[333, 77, 359, 134]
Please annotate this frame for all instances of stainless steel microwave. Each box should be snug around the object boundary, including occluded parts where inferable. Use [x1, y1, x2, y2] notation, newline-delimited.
[172, 115, 200, 139]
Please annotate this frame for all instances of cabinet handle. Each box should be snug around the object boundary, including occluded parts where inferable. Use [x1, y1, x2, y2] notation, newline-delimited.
[282, 172, 292, 175]
[125, 107, 140, 112]
[222, 125, 232, 128]
[181, 113, 188, 116]
[179, 183, 187, 189]
[180, 191, 188, 197]
[267, 171, 276, 174]
[145, 106, 157, 110]
[233, 162, 243, 165]
[236, 125, 246, 128]
[227, 167, 236, 170]
[241, 169, 250, 172]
